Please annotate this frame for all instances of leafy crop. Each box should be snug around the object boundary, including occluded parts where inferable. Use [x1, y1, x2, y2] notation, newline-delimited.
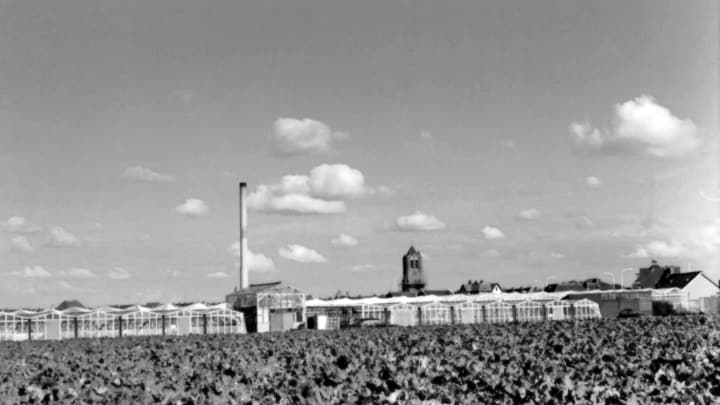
[1, 316, 719, 404]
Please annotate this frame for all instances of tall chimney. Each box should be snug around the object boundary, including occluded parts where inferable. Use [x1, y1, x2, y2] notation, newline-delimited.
[239, 182, 248, 289]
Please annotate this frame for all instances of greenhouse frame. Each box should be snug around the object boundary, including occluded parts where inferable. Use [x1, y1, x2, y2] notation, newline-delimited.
[0, 303, 246, 342]
[306, 291, 604, 329]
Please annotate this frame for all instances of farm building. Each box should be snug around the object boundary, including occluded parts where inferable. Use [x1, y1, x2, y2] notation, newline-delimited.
[653, 272, 719, 313]
[563, 289, 654, 318]
[0, 303, 246, 342]
[305, 292, 601, 329]
[226, 282, 306, 333]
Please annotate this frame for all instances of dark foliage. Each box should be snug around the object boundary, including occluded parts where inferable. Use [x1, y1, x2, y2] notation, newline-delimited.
[1, 316, 719, 404]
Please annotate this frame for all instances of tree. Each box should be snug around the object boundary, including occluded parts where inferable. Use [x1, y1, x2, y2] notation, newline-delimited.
[56, 299, 85, 310]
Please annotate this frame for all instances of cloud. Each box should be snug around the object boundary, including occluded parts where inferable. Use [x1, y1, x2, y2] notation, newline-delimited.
[624, 240, 688, 259]
[12, 265, 52, 278]
[420, 131, 433, 143]
[517, 208, 540, 221]
[247, 164, 371, 214]
[500, 140, 517, 149]
[330, 233, 359, 248]
[56, 268, 96, 278]
[176, 199, 209, 217]
[482, 226, 505, 240]
[278, 244, 327, 263]
[571, 95, 701, 157]
[575, 216, 596, 229]
[207, 272, 230, 279]
[395, 211, 447, 231]
[228, 241, 276, 272]
[107, 267, 131, 280]
[308, 164, 366, 199]
[272, 117, 349, 156]
[585, 176, 602, 188]
[347, 264, 381, 272]
[10, 236, 33, 253]
[479, 249, 501, 258]
[122, 166, 176, 183]
[3, 216, 40, 233]
[60, 280, 73, 289]
[162, 269, 183, 278]
[47, 226, 80, 248]
[550, 252, 566, 259]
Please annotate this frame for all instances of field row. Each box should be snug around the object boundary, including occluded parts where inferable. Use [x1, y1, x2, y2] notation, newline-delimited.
[1, 316, 719, 404]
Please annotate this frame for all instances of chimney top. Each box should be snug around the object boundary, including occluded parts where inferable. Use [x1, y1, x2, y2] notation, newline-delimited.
[239, 182, 247, 188]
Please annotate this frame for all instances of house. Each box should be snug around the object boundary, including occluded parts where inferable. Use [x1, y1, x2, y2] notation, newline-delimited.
[654, 271, 719, 301]
[456, 280, 502, 294]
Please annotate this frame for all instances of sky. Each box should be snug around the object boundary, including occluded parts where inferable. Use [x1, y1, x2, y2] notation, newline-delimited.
[0, 0, 718, 307]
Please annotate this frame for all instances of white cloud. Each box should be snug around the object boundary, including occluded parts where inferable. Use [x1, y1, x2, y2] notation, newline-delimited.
[482, 226, 505, 240]
[10, 236, 33, 253]
[517, 208, 540, 221]
[3, 216, 40, 233]
[248, 188, 346, 214]
[395, 211, 447, 231]
[176, 199, 209, 217]
[57, 268, 96, 278]
[12, 265, 52, 278]
[585, 176, 602, 188]
[347, 264, 380, 272]
[500, 140, 517, 149]
[571, 95, 701, 157]
[625, 240, 688, 259]
[331, 233, 359, 248]
[122, 166, 176, 183]
[107, 267, 131, 280]
[162, 269, 183, 277]
[60, 280, 73, 289]
[420, 131, 433, 142]
[247, 164, 370, 215]
[47, 226, 80, 248]
[278, 244, 327, 263]
[550, 252, 566, 259]
[207, 272, 230, 279]
[479, 249, 501, 258]
[272, 117, 349, 156]
[308, 164, 366, 199]
[228, 241, 276, 272]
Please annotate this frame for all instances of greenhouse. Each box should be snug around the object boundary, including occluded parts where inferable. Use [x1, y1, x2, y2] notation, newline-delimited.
[0, 303, 246, 342]
[515, 300, 545, 322]
[419, 302, 451, 325]
[570, 299, 602, 320]
[389, 303, 419, 326]
[545, 300, 572, 321]
[304, 291, 605, 329]
[455, 301, 484, 324]
[485, 301, 514, 323]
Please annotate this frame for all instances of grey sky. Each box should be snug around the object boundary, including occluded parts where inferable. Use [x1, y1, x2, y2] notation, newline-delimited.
[1, 0, 717, 306]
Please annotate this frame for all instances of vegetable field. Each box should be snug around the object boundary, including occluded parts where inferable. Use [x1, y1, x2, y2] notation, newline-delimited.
[1, 316, 719, 404]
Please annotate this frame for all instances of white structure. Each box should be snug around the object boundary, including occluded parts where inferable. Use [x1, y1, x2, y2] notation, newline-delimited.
[653, 271, 719, 312]
[305, 292, 601, 329]
[0, 303, 246, 342]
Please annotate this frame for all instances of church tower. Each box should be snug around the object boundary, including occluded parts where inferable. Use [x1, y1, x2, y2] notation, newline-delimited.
[401, 245, 426, 295]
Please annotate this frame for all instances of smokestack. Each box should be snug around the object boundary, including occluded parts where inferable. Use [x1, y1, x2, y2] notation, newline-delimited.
[239, 182, 248, 289]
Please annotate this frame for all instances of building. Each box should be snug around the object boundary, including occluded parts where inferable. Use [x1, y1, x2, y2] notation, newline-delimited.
[223, 182, 306, 333]
[456, 280, 502, 294]
[545, 278, 618, 292]
[225, 282, 306, 333]
[654, 272, 718, 302]
[401, 246, 426, 295]
[564, 290, 654, 318]
[632, 260, 681, 289]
